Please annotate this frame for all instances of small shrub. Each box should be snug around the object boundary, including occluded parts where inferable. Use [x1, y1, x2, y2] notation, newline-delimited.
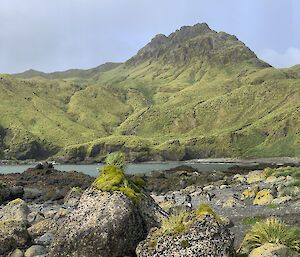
[243, 217, 300, 253]
[242, 217, 262, 225]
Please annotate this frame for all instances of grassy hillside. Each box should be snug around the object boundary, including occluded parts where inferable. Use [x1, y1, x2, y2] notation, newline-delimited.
[1, 23, 299, 161]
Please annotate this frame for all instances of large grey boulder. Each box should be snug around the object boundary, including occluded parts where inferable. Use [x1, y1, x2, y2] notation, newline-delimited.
[0, 198, 30, 222]
[136, 215, 234, 257]
[0, 219, 30, 255]
[49, 188, 146, 257]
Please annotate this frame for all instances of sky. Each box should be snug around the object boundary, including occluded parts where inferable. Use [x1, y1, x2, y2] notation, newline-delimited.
[0, 0, 299, 74]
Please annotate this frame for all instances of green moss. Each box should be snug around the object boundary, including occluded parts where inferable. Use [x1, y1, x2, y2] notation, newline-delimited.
[72, 186, 83, 193]
[195, 204, 221, 221]
[242, 217, 262, 225]
[92, 165, 143, 205]
[180, 240, 190, 248]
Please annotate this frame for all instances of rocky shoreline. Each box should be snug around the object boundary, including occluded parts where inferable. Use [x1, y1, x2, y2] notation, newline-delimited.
[0, 163, 299, 256]
[1, 156, 300, 166]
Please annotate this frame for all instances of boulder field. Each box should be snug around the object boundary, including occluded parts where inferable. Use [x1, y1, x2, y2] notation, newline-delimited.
[0, 164, 299, 256]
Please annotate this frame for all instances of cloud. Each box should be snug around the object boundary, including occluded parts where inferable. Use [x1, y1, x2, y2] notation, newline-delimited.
[257, 47, 300, 68]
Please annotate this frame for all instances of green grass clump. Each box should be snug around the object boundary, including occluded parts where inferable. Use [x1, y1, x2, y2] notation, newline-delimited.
[266, 203, 279, 209]
[105, 152, 127, 170]
[243, 217, 300, 253]
[242, 217, 262, 225]
[92, 164, 143, 205]
[161, 209, 191, 234]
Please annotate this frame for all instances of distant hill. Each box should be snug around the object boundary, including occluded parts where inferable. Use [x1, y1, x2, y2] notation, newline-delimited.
[1, 23, 299, 161]
[13, 62, 122, 80]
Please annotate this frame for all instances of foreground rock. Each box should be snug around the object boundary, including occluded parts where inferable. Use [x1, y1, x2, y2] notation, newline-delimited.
[248, 243, 298, 257]
[136, 215, 234, 257]
[0, 219, 30, 255]
[49, 188, 146, 257]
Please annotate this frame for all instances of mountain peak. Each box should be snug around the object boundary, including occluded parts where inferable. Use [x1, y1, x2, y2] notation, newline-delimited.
[126, 22, 269, 68]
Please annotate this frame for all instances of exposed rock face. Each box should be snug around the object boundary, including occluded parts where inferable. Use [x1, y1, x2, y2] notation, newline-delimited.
[0, 183, 24, 204]
[63, 187, 83, 207]
[49, 188, 146, 257]
[136, 215, 234, 257]
[248, 243, 298, 257]
[0, 219, 30, 255]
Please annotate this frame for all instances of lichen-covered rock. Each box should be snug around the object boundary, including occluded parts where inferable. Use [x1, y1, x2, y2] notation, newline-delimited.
[223, 197, 241, 208]
[28, 218, 58, 239]
[136, 215, 234, 257]
[10, 248, 24, 257]
[49, 188, 146, 257]
[63, 187, 83, 207]
[0, 219, 30, 255]
[248, 243, 298, 257]
[241, 185, 260, 200]
[253, 189, 274, 205]
[0, 198, 30, 222]
[247, 171, 265, 184]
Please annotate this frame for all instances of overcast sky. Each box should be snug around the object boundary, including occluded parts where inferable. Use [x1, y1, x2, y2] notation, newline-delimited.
[0, 0, 299, 74]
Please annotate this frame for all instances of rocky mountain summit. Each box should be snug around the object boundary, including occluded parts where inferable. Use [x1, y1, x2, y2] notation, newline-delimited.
[126, 23, 269, 68]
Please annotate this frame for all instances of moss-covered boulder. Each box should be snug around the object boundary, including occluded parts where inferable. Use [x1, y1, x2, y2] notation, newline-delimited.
[49, 188, 146, 257]
[136, 211, 234, 257]
[241, 185, 260, 200]
[49, 163, 167, 257]
[253, 189, 274, 205]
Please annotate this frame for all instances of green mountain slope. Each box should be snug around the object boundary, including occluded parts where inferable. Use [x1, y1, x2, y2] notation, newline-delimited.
[1, 23, 299, 161]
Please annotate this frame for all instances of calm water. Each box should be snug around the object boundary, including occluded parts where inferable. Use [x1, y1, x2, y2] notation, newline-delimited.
[0, 162, 246, 177]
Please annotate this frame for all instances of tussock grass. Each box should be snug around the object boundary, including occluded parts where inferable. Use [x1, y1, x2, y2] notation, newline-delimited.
[243, 217, 300, 253]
